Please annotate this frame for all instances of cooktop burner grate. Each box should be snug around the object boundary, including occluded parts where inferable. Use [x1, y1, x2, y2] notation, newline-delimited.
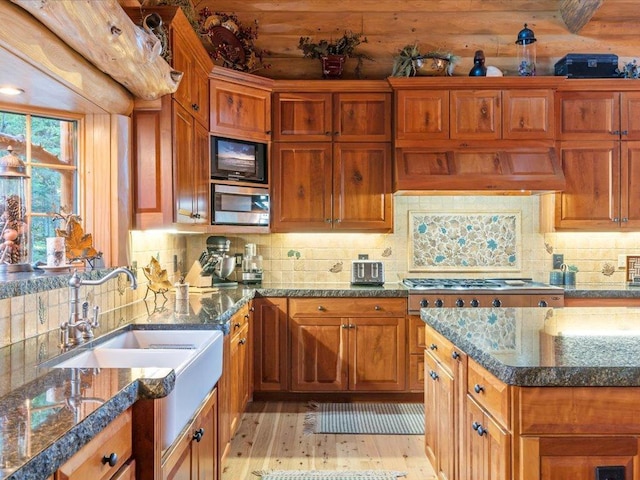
[403, 278, 503, 289]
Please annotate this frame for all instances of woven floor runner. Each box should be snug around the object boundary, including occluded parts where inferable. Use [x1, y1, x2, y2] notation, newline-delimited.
[252, 470, 407, 479]
[304, 402, 424, 435]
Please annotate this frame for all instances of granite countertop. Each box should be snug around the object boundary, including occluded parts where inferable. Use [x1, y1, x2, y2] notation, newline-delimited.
[563, 282, 640, 298]
[420, 306, 640, 388]
[0, 281, 408, 480]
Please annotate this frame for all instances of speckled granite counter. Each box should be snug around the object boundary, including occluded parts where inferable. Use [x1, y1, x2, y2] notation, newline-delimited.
[0, 280, 407, 480]
[420, 306, 640, 387]
[563, 282, 640, 299]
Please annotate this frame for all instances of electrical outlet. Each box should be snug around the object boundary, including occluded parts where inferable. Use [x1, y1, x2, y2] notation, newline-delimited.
[552, 254, 564, 269]
[595, 465, 625, 480]
[358, 254, 369, 260]
[618, 254, 628, 269]
[234, 253, 243, 267]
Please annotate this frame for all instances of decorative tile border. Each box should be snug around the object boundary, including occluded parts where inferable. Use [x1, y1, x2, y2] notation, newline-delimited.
[409, 212, 521, 272]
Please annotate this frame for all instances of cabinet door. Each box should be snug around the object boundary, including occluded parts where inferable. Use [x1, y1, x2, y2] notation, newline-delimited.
[193, 121, 209, 224]
[171, 29, 194, 118]
[450, 90, 501, 140]
[230, 323, 249, 436]
[332, 143, 392, 232]
[465, 397, 486, 480]
[271, 143, 333, 232]
[273, 92, 332, 141]
[210, 81, 272, 141]
[253, 297, 289, 392]
[395, 90, 449, 142]
[621, 141, 640, 229]
[424, 352, 439, 471]
[557, 92, 619, 140]
[290, 316, 347, 391]
[503, 89, 554, 140]
[556, 141, 619, 229]
[193, 395, 217, 480]
[349, 316, 405, 391]
[334, 92, 391, 142]
[620, 92, 640, 140]
[191, 54, 210, 129]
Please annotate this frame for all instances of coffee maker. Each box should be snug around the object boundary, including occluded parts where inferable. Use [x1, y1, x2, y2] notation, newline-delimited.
[241, 243, 263, 284]
[185, 236, 238, 288]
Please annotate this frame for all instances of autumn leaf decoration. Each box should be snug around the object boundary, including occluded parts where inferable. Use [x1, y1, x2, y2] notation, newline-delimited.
[142, 257, 172, 293]
[55, 216, 100, 262]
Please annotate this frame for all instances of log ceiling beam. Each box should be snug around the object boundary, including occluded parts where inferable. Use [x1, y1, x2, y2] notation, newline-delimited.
[9, 0, 183, 101]
[560, 0, 604, 34]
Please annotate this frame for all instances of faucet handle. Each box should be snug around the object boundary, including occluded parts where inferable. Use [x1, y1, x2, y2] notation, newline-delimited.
[82, 301, 89, 319]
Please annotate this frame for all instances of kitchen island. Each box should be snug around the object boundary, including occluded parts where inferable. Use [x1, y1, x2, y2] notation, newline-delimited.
[421, 306, 640, 480]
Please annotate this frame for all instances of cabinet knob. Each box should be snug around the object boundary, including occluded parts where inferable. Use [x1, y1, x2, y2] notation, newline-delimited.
[333, 131, 339, 136]
[317, 305, 326, 311]
[455, 298, 464, 307]
[611, 130, 621, 135]
[244, 314, 250, 320]
[470, 298, 480, 307]
[429, 343, 438, 350]
[102, 452, 118, 467]
[374, 305, 381, 310]
[266, 130, 272, 135]
[191, 212, 201, 219]
[452, 351, 461, 360]
[622, 217, 629, 223]
[420, 299, 429, 308]
[492, 298, 502, 307]
[192, 427, 204, 442]
[342, 324, 349, 329]
[474, 384, 485, 394]
[429, 370, 439, 380]
[239, 338, 247, 345]
[476, 425, 487, 436]
[192, 103, 200, 111]
[472, 421, 480, 431]
[434, 299, 444, 308]
[325, 218, 332, 223]
[325, 131, 332, 136]
[234, 322, 241, 329]
[613, 217, 620, 223]
[622, 130, 629, 136]
[250, 306, 255, 312]
[538, 300, 548, 307]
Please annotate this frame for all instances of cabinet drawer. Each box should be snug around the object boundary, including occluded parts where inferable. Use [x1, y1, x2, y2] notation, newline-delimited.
[424, 325, 465, 373]
[467, 358, 509, 428]
[289, 298, 406, 317]
[57, 409, 132, 480]
[409, 316, 426, 354]
[230, 303, 251, 336]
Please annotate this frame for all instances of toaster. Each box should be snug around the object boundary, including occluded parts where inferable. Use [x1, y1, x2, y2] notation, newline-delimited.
[351, 260, 384, 286]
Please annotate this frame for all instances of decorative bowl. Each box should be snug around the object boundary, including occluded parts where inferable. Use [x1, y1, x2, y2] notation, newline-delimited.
[416, 55, 452, 76]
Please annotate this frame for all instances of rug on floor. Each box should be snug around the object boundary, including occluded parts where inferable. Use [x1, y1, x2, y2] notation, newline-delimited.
[252, 470, 407, 479]
[303, 402, 424, 435]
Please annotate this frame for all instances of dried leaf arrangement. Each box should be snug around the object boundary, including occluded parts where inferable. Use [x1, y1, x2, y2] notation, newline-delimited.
[391, 44, 459, 77]
[51, 208, 102, 267]
[198, 8, 270, 73]
[617, 59, 640, 78]
[142, 256, 173, 299]
[298, 31, 373, 78]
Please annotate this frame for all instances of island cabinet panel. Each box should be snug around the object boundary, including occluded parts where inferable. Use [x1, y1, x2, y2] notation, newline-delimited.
[253, 297, 289, 392]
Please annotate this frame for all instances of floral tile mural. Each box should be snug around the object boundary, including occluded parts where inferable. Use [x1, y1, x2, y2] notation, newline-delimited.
[409, 212, 521, 271]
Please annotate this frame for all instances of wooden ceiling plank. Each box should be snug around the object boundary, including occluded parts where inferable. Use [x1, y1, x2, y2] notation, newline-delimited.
[560, 0, 604, 33]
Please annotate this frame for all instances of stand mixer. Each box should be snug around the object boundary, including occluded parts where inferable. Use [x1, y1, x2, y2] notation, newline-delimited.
[185, 236, 238, 288]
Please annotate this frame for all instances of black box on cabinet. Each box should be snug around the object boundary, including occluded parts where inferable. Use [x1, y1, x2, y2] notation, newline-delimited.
[554, 53, 619, 78]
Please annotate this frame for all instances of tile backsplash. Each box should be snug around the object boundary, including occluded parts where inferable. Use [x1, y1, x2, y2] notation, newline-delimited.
[3, 195, 640, 349]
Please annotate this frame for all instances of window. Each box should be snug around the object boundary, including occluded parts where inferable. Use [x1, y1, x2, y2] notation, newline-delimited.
[0, 110, 79, 263]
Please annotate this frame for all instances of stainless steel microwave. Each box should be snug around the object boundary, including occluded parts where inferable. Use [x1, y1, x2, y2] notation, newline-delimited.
[211, 184, 269, 226]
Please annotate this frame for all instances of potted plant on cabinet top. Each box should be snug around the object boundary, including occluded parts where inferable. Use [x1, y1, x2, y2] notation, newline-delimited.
[298, 30, 373, 79]
[392, 44, 459, 77]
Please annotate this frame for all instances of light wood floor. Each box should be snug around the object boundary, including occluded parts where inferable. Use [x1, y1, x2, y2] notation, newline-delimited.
[221, 401, 437, 480]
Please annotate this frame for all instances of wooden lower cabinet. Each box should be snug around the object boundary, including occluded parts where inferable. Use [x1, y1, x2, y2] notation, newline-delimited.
[56, 409, 133, 480]
[464, 396, 510, 480]
[408, 316, 426, 391]
[162, 388, 217, 480]
[289, 298, 406, 392]
[253, 297, 289, 391]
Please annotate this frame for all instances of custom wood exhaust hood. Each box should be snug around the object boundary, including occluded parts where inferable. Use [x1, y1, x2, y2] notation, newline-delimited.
[394, 143, 566, 195]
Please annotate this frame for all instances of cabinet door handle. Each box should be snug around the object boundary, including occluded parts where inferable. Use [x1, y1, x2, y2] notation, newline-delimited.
[474, 384, 485, 394]
[102, 452, 118, 467]
[192, 427, 204, 442]
[234, 322, 241, 329]
[239, 338, 247, 345]
[476, 425, 487, 436]
[452, 351, 461, 360]
[429, 343, 438, 350]
[429, 370, 439, 380]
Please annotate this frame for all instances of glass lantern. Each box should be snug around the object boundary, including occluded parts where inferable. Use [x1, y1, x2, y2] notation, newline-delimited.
[0, 146, 31, 273]
[515, 23, 537, 76]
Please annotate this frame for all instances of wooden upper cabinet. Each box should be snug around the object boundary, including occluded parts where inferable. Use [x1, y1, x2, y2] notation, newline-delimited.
[450, 90, 501, 140]
[333, 92, 391, 142]
[273, 92, 333, 141]
[395, 89, 449, 142]
[273, 90, 391, 142]
[170, 13, 212, 128]
[503, 89, 554, 140]
[210, 77, 272, 142]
